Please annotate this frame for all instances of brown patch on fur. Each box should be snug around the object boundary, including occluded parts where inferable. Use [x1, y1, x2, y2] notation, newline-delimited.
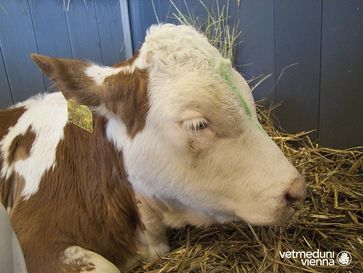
[7, 126, 36, 164]
[84, 264, 96, 271]
[0, 107, 26, 141]
[3, 125, 35, 211]
[2, 172, 25, 213]
[0, 107, 26, 207]
[32, 52, 150, 138]
[63, 264, 96, 273]
[61, 252, 96, 273]
[104, 69, 149, 137]
[10, 115, 142, 273]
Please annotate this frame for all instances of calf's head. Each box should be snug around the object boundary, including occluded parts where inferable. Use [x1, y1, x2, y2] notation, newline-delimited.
[32, 24, 305, 226]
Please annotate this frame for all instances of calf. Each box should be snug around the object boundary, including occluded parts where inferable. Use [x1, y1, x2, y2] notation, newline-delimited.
[0, 24, 305, 273]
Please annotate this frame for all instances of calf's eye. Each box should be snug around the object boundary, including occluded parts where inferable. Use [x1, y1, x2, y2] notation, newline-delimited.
[184, 118, 209, 132]
[195, 120, 208, 130]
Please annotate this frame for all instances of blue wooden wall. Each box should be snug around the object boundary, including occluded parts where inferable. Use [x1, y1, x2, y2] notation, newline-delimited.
[0, 0, 129, 106]
[0, 0, 362, 149]
[129, 0, 363, 149]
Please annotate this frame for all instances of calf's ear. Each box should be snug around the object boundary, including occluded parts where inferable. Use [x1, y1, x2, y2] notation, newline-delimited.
[32, 53, 150, 137]
[31, 54, 105, 106]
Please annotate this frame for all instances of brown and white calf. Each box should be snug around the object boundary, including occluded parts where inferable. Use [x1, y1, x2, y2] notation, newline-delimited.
[0, 24, 305, 273]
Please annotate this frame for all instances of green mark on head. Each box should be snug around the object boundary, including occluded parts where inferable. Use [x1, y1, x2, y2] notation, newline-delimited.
[216, 60, 252, 118]
[211, 58, 266, 134]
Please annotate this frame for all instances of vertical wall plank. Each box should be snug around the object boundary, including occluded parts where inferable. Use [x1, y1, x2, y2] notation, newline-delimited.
[28, 0, 72, 90]
[274, 0, 322, 139]
[65, 0, 103, 63]
[233, 0, 275, 103]
[320, 0, 363, 148]
[129, 0, 275, 103]
[0, 47, 13, 108]
[28, 1, 72, 58]
[119, 0, 133, 59]
[0, 0, 45, 102]
[128, 0, 156, 50]
[94, 0, 126, 65]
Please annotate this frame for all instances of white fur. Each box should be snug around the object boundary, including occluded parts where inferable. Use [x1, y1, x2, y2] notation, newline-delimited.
[85, 65, 124, 85]
[94, 104, 130, 151]
[0, 92, 68, 198]
[62, 246, 120, 273]
[85, 53, 151, 85]
[142, 24, 221, 67]
[106, 118, 129, 151]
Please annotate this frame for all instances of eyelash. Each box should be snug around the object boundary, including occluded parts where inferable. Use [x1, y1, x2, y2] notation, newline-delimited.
[184, 118, 209, 132]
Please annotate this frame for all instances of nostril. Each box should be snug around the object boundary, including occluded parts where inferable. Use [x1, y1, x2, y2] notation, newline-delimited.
[284, 186, 305, 210]
[283, 175, 306, 210]
[285, 192, 301, 206]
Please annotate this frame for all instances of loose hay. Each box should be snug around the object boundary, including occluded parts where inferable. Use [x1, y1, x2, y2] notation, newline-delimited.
[134, 2, 363, 272]
[133, 105, 363, 273]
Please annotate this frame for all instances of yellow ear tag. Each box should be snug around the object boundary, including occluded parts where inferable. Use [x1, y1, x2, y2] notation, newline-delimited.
[67, 99, 93, 133]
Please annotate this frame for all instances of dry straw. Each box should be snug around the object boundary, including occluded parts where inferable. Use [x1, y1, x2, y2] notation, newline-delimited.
[133, 1, 363, 272]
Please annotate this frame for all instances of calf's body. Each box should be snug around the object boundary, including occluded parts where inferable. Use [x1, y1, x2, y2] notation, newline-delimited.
[0, 24, 305, 273]
[0, 93, 141, 272]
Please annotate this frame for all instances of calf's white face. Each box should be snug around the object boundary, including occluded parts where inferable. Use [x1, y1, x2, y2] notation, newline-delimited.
[124, 25, 305, 226]
[125, 66, 304, 226]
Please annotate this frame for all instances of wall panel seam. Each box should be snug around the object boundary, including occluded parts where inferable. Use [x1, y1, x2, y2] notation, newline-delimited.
[120, 0, 133, 58]
[93, 0, 105, 64]
[0, 42, 14, 104]
[272, 0, 277, 105]
[317, 0, 324, 143]
[64, 7, 75, 58]
[26, 0, 46, 91]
